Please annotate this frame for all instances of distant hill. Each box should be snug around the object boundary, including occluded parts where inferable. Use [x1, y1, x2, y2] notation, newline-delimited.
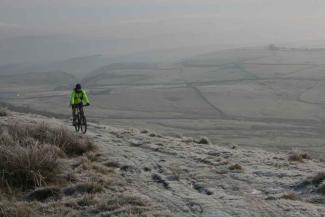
[0, 44, 224, 79]
[185, 45, 325, 66]
[0, 71, 76, 88]
[0, 55, 110, 78]
[81, 46, 325, 88]
[82, 62, 159, 86]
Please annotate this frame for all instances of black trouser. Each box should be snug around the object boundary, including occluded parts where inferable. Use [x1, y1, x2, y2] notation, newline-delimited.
[72, 103, 84, 120]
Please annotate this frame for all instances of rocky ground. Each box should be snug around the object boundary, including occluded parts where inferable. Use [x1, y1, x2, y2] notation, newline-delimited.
[0, 110, 324, 217]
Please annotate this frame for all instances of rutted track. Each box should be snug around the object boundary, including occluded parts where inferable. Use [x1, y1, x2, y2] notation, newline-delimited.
[81, 121, 325, 217]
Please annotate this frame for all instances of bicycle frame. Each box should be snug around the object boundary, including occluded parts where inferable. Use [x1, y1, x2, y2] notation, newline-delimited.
[73, 104, 88, 134]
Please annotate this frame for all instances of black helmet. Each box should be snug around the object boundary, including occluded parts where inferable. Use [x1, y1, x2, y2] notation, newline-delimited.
[75, 83, 82, 90]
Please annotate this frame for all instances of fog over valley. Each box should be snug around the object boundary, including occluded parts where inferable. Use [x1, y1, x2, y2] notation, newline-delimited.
[2, 1, 325, 216]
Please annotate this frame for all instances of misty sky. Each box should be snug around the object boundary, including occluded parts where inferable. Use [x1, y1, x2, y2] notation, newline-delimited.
[1, 0, 325, 63]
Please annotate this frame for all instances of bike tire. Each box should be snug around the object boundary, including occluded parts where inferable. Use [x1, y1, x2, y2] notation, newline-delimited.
[80, 115, 87, 134]
[74, 114, 80, 132]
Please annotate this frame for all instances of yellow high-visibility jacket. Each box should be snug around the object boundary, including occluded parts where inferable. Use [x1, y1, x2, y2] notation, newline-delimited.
[70, 89, 89, 105]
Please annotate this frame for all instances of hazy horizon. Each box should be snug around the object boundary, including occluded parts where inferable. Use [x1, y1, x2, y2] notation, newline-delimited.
[1, 0, 325, 64]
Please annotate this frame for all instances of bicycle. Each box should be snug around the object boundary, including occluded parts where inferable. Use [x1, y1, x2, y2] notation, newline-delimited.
[73, 104, 88, 134]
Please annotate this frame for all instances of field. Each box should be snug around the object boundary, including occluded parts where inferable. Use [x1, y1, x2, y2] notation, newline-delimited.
[1, 47, 325, 157]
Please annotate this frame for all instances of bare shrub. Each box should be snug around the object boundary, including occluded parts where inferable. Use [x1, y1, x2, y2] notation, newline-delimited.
[281, 192, 300, 201]
[197, 137, 210, 145]
[181, 137, 194, 143]
[294, 172, 325, 192]
[288, 153, 303, 162]
[7, 123, 94, 156]
[311, 172, 325, 186]
[316, 183, 325, 194]
[288, 151, 311, 162]
[0, 107, 7, 117]
[149, 133, 156, 137]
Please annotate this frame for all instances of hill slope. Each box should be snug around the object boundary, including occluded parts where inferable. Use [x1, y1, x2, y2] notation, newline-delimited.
[0, 110, 324, 216]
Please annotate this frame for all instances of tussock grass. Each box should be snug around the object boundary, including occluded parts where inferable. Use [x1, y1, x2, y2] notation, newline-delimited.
[97, 194, 148, 213]
[77, 194, 97, 207]
[63, 182, 104, 196]
[48, 205, 78, 217]
[25, 186, 61, 202]
[75, 193, 161, 216]
[169, 164, 183, 181]
[0, 123, 94, 189]
[104, 161, 120, 168]
[7, 123, 94, 156]
[0, 202, 40, 217]
[0, 143, 60, 188]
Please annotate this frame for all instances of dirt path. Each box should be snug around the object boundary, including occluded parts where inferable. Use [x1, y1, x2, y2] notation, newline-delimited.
[82, 121, 325, 217]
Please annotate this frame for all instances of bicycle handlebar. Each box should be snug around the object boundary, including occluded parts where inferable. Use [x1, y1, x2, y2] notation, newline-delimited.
[70, 103, 90, 107]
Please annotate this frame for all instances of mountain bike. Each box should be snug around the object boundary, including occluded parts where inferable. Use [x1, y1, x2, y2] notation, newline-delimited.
[73, 104, 88, 134]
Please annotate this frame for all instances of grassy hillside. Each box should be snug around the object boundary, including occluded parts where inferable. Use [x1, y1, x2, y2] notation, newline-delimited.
[0, 110, 324, 216]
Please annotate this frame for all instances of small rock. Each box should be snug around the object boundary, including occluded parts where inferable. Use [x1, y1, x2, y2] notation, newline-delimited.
[141, 129, 149, 134]
[152, 174, 170, 189]
[104, 161, 120, 168]
[129, 139, 143, 147]
[197, 137, 210, 145]
[143, 167, 151, 172]
[228, 164, 243, 171]
[316, 183, 325, 194]
[120, 165, 135, 172]
[231, 144, 237, 149]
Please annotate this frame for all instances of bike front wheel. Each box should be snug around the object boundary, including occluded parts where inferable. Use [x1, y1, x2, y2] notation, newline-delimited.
[80, 115, 87, 134]
[74, 115, 80, 132]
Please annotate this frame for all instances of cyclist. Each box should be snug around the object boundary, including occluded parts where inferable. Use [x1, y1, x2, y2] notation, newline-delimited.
[70, 83, 90, 125]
